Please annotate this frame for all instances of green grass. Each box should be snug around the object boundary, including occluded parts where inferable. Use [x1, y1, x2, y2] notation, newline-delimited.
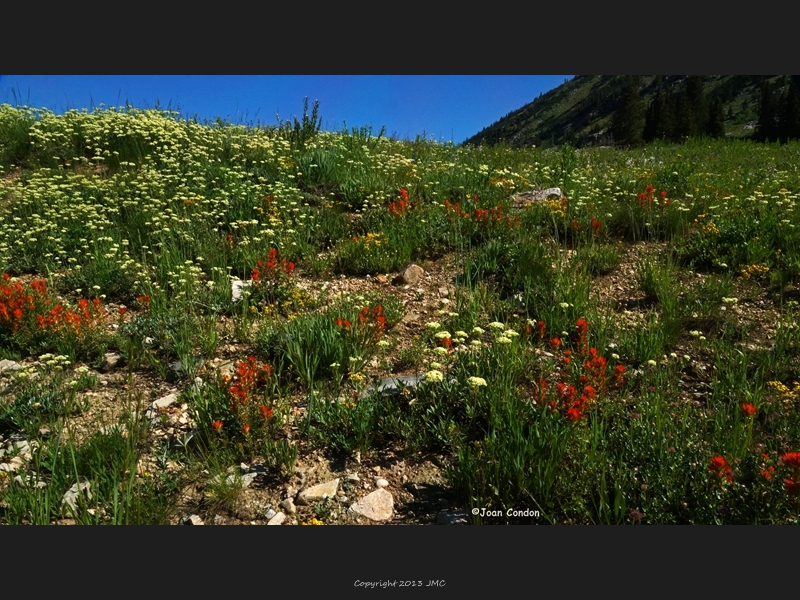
[2, 104, 800, 524]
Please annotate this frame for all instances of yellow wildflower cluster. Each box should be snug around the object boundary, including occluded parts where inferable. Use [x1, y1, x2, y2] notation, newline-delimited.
[767, 380, 799, 408]
[358, 232, 385, 250]
[280, 286, 314, 314]
[701, 221, 720, 235]
[489, 176, 515, 190]
[739, 264, 770, 280]
[545, 198, 566, 218]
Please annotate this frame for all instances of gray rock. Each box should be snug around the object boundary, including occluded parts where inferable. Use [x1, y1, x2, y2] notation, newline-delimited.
[267, 511, 286, 525]
[239, 473, 258, 488]
[10, 439, 34, 456]
[511, 187, 562, 207]
[280, 498, 297, 514]
[437, 509, 469, 525]
[0, 359, 21, 375]
[348, 489, 394, 522]
[375, 477, 389, 488]
[14, 470, 47, 489]
[296, 478, 340, 505]
[264, 508, 277, 520]
[152, 393, 179, 410]
[359, 375, 425, 399]
[231, 279, 253, 302]
[0, 456, 25, 472]
[62, 481, 92, 514]
[400, 312, 419, 325]
[397, 264, 424, 285]
[101, 352, 122, 372]
[184, 514, 204, 525]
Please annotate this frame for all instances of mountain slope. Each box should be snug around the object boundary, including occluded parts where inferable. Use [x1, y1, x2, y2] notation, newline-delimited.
[463, 75, 778, 149]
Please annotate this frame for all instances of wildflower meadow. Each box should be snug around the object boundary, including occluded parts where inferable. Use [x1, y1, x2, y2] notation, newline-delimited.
[1, 102, 799, 524]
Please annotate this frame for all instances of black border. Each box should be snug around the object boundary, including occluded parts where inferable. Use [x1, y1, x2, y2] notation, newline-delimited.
[5, 524, 797, 594]
[3, 5, 797, 596]
[2, 6, 797, 74]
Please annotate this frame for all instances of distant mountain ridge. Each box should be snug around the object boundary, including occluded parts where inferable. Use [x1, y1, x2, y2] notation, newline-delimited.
[463, 75, 784, 149]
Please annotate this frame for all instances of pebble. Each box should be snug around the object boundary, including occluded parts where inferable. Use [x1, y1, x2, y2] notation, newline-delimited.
[348, 489, 394, 522]
[62, 481, 92, 514]
[268, 512, 286, 525]
[296, 478, 339, 505]
[437, 510, 469, 525]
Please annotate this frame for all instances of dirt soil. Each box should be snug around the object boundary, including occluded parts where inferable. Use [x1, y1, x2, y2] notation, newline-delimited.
[1, 242, 792, 525]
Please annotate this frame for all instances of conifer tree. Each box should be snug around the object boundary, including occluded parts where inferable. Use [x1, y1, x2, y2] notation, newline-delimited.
[686, 76, 708, 137]
[707, 98, 725, 138]
[612, 76, 645, 146]
[674, 92, 693, 142]
[783, 77, 800, 141]
[756, 80, 777, 142]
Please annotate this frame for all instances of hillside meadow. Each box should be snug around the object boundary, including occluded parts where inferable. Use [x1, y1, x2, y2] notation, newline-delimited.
[1, 103, 799, 524]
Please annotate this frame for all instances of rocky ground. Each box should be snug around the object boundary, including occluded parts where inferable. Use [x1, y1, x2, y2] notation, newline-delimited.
[0, 240, 792, 525]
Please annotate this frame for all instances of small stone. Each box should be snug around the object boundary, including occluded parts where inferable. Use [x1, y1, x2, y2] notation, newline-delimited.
[11, 439, 33, 456]
[375, 275, 388, 284]
[280, 499, 297, 514]
[152, 393, 179, 409]
[0, 359, 21, 375]
[14, 471, 47, 489]
[184, 514, 204, 525]
[400, 312, 419, 325]
[511, 187, 562, 207]
[231, 279, 252, 302]
[437, 509, 469, 525]
[239, 473, 257, 488]
[346, 473, 360, 482]
[101, 352, 122, 372]
[296, 478, 340, 505]
[397, 264, 424, 285]
[348, 489, 394, 522]
[62, 481, 92, 514]
[268, 512, 286, 525]
[375, 478, 389, 488]
[264, 508, 277, 520]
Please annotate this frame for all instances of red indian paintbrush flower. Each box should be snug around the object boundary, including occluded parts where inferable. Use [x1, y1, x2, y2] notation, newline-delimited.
[709, 455, 734, 483]
[741, 403, 758, 417]
[781, 452, 800, 470]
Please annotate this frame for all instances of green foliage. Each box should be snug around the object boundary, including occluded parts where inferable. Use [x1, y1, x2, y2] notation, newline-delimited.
[611, 77, 646, 147]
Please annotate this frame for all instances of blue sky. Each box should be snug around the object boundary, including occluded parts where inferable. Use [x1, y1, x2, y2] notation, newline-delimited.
[0, 75, 571, 145]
